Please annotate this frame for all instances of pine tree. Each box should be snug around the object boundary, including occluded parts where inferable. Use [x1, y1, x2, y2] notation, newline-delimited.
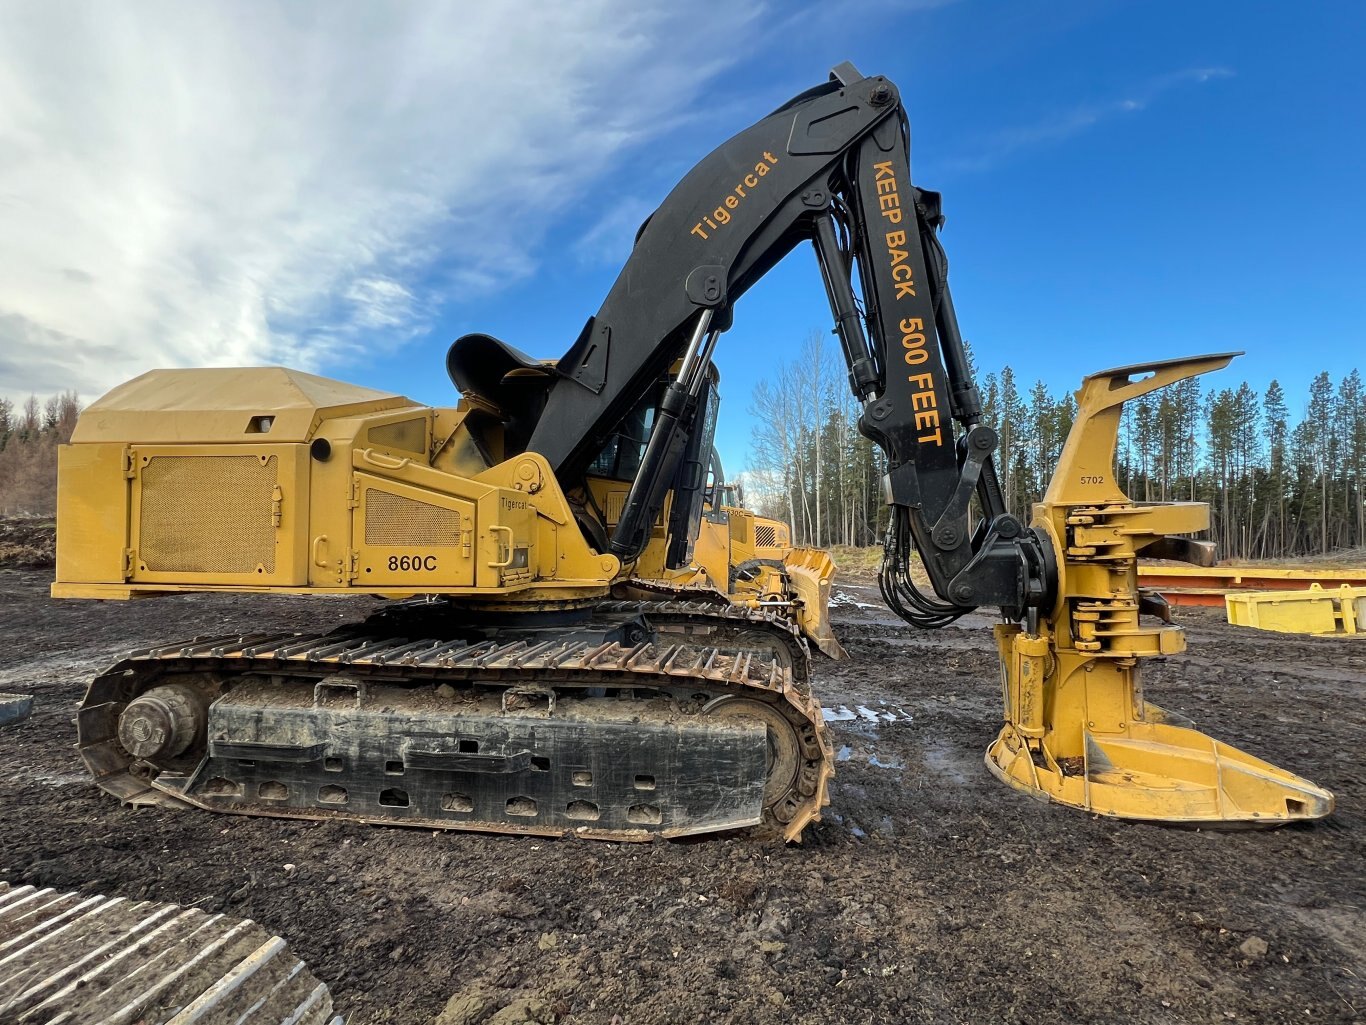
[1131, 393, 1156, 502]
[1175, 376, 1202, 502]
[1304, 372, 1338, 554]
[1336, 370, 1366, 548]
[1263, 381, 1288, 557]
[997, 367, 1025, 514]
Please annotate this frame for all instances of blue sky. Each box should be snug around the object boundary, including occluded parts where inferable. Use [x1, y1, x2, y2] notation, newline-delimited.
[4, 2, 1362, 478]
[379, 2, 1366, 475]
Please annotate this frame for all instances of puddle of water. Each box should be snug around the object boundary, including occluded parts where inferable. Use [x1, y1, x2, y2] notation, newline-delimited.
[830, 590, 879, 610]
[836, 745, 854, 763]
[868, 754, 904, 769]
[823, 704, 913, 723]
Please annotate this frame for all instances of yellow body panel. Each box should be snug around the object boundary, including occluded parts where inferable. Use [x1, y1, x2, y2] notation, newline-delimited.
[71, 367, 407, 444]
[127, 444, 311, 587]
[55, 444, 130, 584]
[691, 509, 731, 586]
[53, 367, 617, 603]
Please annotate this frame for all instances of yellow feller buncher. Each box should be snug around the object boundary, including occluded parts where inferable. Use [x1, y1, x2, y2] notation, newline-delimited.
[54, 64, 1331, 843]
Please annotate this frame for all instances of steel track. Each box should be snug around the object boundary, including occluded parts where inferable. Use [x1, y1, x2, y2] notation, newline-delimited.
[77, 601, 834, 843]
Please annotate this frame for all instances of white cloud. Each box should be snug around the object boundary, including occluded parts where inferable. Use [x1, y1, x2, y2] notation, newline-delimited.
[938, 67, 1235, 175]
[0, 1, 761, 401]
[572, 197, 659, 268]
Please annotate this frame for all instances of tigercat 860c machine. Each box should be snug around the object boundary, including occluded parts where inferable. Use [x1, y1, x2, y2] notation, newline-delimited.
[55, 63, 1332, 841]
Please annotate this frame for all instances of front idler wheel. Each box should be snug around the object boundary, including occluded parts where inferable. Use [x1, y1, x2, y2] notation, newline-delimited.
[117, 683, 208, 762]
[702, 696, 802, 823]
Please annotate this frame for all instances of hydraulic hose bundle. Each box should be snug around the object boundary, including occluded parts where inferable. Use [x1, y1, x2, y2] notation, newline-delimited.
[878, 511, 972, 629]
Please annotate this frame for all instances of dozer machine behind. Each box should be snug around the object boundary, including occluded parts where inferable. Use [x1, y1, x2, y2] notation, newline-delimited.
[54, 63, 1331, 843]
[676, 450, 846, 660]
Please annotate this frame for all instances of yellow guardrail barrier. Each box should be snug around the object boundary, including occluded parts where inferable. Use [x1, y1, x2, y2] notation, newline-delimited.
[1225, 583, 1366, 635]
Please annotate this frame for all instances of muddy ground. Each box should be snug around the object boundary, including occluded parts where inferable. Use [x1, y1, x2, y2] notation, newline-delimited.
[0, 566, 1362, 1024]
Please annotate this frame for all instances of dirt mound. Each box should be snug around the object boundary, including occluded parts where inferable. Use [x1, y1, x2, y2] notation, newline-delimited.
[0, 516, 55, 569]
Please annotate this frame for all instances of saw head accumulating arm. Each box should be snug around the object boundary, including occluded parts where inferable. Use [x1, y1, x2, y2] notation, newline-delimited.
[987, 354, 1334, 825]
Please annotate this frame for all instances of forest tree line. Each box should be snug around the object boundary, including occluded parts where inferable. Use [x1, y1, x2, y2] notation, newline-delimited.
[745, 333, 1366, 561]
[4, 355, 1364, 564]
[0, 393, 82, 515]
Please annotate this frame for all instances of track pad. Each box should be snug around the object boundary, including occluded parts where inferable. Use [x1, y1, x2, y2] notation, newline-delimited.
[154, 681, 769, 839]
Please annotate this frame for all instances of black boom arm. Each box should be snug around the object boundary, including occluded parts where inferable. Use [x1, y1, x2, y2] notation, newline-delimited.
[452, 63, 1054, 627]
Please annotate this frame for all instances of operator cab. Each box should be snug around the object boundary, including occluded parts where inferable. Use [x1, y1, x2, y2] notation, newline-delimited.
[581, 364, 720, 569]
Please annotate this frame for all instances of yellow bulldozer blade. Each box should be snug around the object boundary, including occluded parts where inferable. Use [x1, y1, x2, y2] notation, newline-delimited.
[986, 354, 1334, 827]
[782, 547, 848, 660]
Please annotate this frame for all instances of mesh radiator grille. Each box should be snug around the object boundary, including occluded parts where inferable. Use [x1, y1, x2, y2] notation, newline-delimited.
[140, 455, 277, 573]
[365, 489, 462, 547]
